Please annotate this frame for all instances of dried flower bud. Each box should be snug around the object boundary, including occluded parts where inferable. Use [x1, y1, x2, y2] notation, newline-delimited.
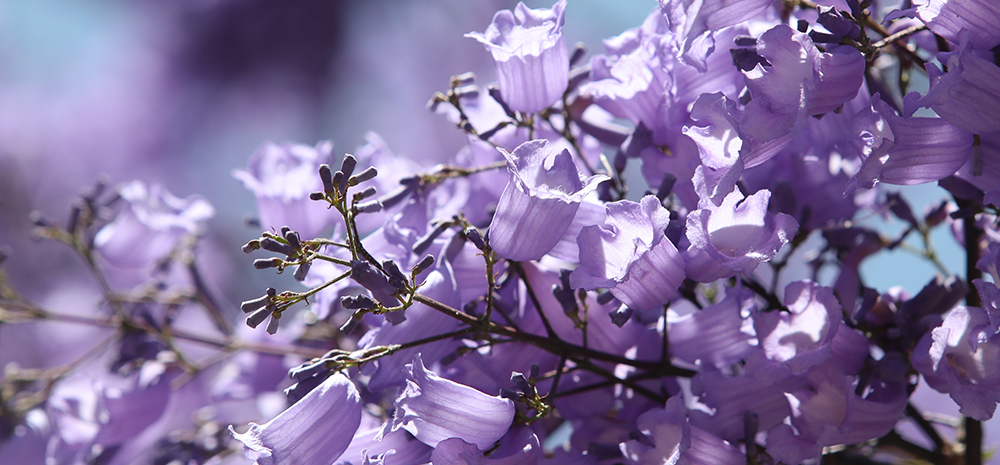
[464, 227, 486, 250]
[260, 238, 293, 256]
[265, 314, 280, 334]
[293, 261, 311, 282]
[242, 239, 261, 254]
[414, 222, 451, 256]
[246, 307, 271, 328]
[341, 294, 378, 310]
[340, 312, 363, 335]
[253, 258, 282, 270]
[354, 200, 382, 214]
[352, 186, 377, 202]
[338, 155, 358, 193]
[349, 167, 378, 185]
[412, 254, 435, 275]
[240, 295, 270, 313]
[283, 229, 301, 250]
[319, 164, 335, 194]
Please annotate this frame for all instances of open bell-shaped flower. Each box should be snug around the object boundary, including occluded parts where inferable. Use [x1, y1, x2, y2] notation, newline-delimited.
[489, 139, 607, 261]
[229, 372, 362, 465]
[466, 0, 569, 114]
[684, 187, 798, 282]
[383, 354, 515, 450]
[570, 195, 685, 311]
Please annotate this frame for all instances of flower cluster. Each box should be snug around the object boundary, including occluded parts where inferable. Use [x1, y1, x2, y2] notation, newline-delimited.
[3, 0, 1000, 464]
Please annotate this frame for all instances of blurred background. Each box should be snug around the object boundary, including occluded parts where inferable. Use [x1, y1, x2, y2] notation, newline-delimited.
[0, 0, 651, 307]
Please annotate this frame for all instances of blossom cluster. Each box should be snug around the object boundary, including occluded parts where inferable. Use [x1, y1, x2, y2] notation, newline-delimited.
[2, 0, 1000, 464]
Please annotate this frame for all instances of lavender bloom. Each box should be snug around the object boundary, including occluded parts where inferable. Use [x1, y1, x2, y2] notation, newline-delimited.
[912, 306, 1000, 420]
[466, 0, 568, 114]
[384, 355, 515, 450]
[904, 42, 1000, 135]
[489, 139, 607, 261]
[229, 372, 361, 465]
[336, 428, 432, 465]
[620, 396, 745, 465]
[669, 286, 756, 368]
[688, 350, 794, 443]
[742, 92, 874, 230]
[848, 94, 972, 192]
[913, 0, 1000, 50]
[766, 361, 908, 464]
[740, 25, 865, 143]
[754, 281, 869, 374]
[431, 426, 541, 465]
[657, 0, 774, 71]
[45, 365, 174, 465]
[94, 181, 214, 269]
[232, 140, 336, 240]
[582, 12, 745, 208]
[570, 196, 686, 312]
[684, 186, 798, 282]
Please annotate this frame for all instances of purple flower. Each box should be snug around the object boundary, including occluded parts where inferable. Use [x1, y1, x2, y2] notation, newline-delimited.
[430, 426, 541, 465]
[668, 286, 756, 368]
[754, 281, 869, 374]
[466, 0, 568, 114]
[570, 196, 686, 312]
[94, 181, 214, 269]
[766, 361, 908, 464]
[229, 372, 362, 465]
[739, 25, 865, 143]
[232, 140, 336, 240]
[45, 364, 175, 465]
[336, 428, 432, 465]
[848, 94, 972, 192]
[658, 0, 774, 71]
[683, 186, 798, 282]
[741, 92, 874, 230]
[688, 350, 793, 443]
[620, 396, 745, 465]
[384, 355, 515, 450]
[489, 139, 607, 261]
[914, 0, 1000, 50]
[912, 306, 1000, 420]
[904, 42, 1000, 135]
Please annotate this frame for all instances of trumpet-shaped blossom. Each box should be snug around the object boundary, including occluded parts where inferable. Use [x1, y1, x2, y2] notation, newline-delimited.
[489, 139, 607, 261]
[755, 281, 870, 374]
[904, 42, 1000, 135]
[232, 140, 336, 240]
[912, 0, 1000, 50]
[668, 286, 757, 368]
[431, 427, 541, 465]
[684, 186, 798, 282]
[767, 361, 909, 464]
[620, 396, 745, 465]
[94, 181, 214, 269]
[657, 0, 773, 71]
[466, 0, 568, 114]
[912, 306, 1000, 420]
[739, 25, 865, 143]
[849, 95, 972, 192]
[384, 355, 515, 450]
[688, 350, 794, 443]
[570, 195, 686, 312]
[229, 372, 362, 465]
